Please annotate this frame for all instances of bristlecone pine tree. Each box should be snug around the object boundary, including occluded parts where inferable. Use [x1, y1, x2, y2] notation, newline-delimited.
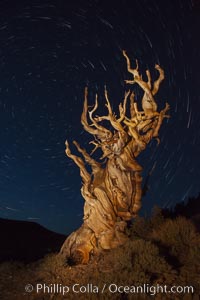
[60, 51, 170, 264]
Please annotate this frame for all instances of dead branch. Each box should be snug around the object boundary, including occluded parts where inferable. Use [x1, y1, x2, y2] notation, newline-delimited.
[81, 87, 112, 141]
[73, 140, 102, 175]
[65, 140, 91, 185]
[123, 51, 164, 117]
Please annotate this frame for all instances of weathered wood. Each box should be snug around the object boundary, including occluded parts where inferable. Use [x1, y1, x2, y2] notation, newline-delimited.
[60, 51, 169, 264]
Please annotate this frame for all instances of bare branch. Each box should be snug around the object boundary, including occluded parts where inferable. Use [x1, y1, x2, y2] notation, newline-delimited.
[104, 88, 126, 132]
[73, 140, 102, 175]
[65, 140, 91, 185]
[122, 50, 140, 80]
[118, 90, 130, 122]
[89, 140, 100, 155]
[152, 64, 165, 96]
[88, 93, 112, 136]
[81, 87, 99, 136]
[129, 92, 137, 119]
[81, 87, 112, 141]
[152, 102, 170, 137]
[123, 51, 165, 118]
[88, 94, 98, 125]
[146, 69, 152, 89]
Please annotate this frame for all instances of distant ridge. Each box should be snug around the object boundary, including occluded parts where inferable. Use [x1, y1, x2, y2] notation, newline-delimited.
[0, 218, 66, 263]
[162, 194, 200, 231]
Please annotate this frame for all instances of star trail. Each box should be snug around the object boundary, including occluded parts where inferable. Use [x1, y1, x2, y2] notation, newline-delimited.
[0, 0, 199, 234]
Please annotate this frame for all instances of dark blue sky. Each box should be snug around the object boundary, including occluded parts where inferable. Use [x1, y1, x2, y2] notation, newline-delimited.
[0, 0, 199, 234]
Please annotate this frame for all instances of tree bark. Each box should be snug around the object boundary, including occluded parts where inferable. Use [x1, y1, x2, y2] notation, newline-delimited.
[60, 52, 170, 264]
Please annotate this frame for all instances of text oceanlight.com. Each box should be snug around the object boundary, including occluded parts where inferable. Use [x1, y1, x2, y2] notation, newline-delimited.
[25, 283, 194, 296]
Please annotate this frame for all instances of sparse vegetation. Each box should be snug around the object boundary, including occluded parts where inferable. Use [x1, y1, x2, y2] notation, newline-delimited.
[0, 209, 199, 300]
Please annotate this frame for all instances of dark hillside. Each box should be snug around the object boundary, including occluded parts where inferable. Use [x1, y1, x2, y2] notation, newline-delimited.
[0, 218, 66, 263]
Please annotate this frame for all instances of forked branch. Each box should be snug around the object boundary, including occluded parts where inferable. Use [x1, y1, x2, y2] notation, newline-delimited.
[123, 50, 165, 116]
[65, 140, 91, 185]
[123, 50, 164, 96]
[81, 87, 113, 143]
[95, 88, 131, 133]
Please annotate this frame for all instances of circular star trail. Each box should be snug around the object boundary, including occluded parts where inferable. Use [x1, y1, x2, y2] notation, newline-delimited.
[0, 0, 199, 234]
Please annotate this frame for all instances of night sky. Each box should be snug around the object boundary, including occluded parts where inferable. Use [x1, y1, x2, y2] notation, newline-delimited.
[0, 0, 199, 234]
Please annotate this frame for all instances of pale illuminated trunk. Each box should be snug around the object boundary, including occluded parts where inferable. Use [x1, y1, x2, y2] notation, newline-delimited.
[60, 52, 169, 264]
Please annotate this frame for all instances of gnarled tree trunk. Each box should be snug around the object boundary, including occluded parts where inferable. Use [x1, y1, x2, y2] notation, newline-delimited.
[60, 51, 170, 264]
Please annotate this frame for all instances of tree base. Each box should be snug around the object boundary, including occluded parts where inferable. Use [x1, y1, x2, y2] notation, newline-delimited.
[60, 221, 129, 265]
